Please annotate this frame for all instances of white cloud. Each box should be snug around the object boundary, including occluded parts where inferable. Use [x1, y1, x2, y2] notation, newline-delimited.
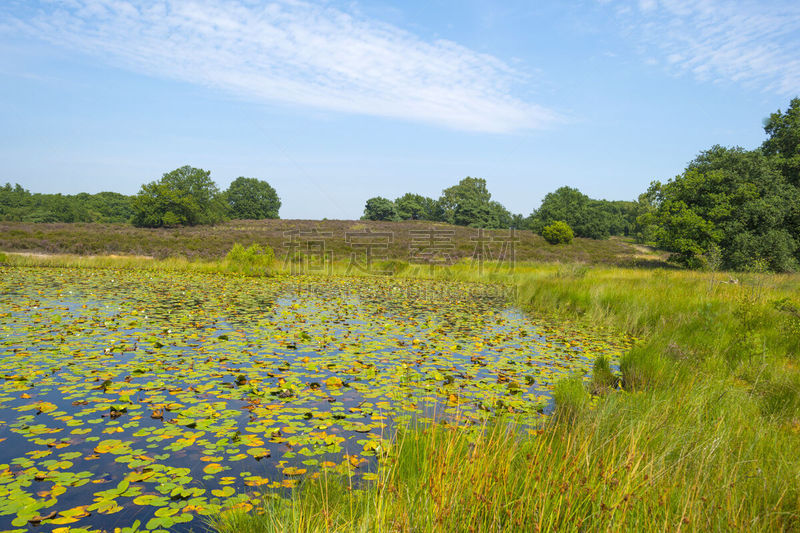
[611, 0, 800, 94]
[638, 0, 657, 12]
[2, 0, 557, 133]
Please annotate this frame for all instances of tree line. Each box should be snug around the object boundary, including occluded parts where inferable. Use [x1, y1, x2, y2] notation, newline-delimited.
[362, 97, 800, 271]
[3, 97, 798, 271]
[0, 185, 134, 223]
[362, 179, 638, 240]
[0, 166, 281, 226]
[637, 98, 800, 272]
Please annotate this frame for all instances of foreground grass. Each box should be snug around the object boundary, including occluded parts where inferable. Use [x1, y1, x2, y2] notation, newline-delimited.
[2, 252, 799, 531]
[213, 263, 800, 531]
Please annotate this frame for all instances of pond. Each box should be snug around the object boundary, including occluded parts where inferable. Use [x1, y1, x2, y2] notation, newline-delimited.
[0, 267, 629, 532]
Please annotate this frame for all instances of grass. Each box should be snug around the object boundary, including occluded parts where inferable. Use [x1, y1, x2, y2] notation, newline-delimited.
[212, 262, 800, 531]
[2, 241, 799, 531]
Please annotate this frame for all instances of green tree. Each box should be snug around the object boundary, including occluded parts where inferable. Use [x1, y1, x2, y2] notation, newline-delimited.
[763, 97, 800, 186]
[530, 186, 666, 240]
[78, 192, 134, 223]
[643, 146, 799, 271]
[225, 177, 281, 220]
[395, 193, 440, 221]
[362, 197, 398, 221]
[487, 201, 514, 229]
[439, 177, 492, 225]
[529, 186, 614, 239]
[132, 165, 226, 228]
[642, 194, 720, 268]
[632, 184, 661, 244]
[0, 185, 134, 223]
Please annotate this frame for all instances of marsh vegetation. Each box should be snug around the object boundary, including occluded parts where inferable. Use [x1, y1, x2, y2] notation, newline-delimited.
[0, 251, 798, 531]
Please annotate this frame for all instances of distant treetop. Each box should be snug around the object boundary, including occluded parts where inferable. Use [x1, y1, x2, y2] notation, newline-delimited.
[225, 177, 281, 220]
[131, 165, 227, 228]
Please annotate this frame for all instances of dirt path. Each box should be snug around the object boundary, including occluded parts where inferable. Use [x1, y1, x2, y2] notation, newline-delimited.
[3, 251, 155, 260]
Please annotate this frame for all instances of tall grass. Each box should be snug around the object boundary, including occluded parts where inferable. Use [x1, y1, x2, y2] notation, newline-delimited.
[213, 385, 797, 532]
[214, 262, 800, 531]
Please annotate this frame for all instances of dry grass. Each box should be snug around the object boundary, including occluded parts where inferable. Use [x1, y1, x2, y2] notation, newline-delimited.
[0, 219, 668, 267]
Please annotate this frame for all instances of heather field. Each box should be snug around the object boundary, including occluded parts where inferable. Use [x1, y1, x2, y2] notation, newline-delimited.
[0, 219, 667, 268]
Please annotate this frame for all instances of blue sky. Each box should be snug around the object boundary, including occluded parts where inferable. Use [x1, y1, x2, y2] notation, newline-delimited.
[1, 0, 799, 219]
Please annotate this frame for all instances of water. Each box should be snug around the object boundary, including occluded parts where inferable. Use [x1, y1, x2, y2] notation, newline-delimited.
[0, 267, 627, 531]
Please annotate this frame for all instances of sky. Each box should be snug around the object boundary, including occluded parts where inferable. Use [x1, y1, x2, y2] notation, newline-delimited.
[1, 0, 799, 219]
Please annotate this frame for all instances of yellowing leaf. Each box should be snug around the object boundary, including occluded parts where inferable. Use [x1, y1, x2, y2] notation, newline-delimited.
[203, 462, 225, 474]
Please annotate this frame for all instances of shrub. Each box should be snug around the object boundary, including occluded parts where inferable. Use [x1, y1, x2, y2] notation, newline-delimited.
[542, 221, 574, 244]
[225, 243, 275, 276]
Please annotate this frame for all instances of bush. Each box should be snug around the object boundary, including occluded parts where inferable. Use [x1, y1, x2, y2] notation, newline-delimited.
[542, 221, 574, 244]
[225, 243, 275, 276]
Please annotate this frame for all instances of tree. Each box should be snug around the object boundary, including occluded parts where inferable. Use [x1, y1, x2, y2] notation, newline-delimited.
[0, 185, 133, 223]
[641, 194, 720, 268]
[132, 165, 226, 227]
[362, 197, 398, 221]
[225, 177, 281, 220]
[436, 177, 516, 228]
[529, 187, 598, 238]
[763, 97, 800, 186]
[487, 201, 514, 229]
[530, 187, 640, 239]
[643, 146, 799, 271]
[395, 193, 440, 221]
[81, 192, 134, 223]
[439, 177, 492, 225]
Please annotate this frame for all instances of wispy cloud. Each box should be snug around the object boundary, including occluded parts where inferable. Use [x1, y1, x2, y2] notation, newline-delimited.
[609, 0, 800, 94]
[1, 0, 557, 133]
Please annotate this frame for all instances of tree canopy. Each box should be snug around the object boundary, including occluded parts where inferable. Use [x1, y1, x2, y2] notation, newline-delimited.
[439, 177, 492, 225]
[225, 177, 281, 220]
[762, 97, 800, 187]
[132, 165, 227, 228]
[639, 146, 800, 271]
[526, 187, 636, 239]
[362, 178, 518, 229]
[0, 184, 133, 223]
[362, 197, 399, 221]
[395, 193, 440, 221]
